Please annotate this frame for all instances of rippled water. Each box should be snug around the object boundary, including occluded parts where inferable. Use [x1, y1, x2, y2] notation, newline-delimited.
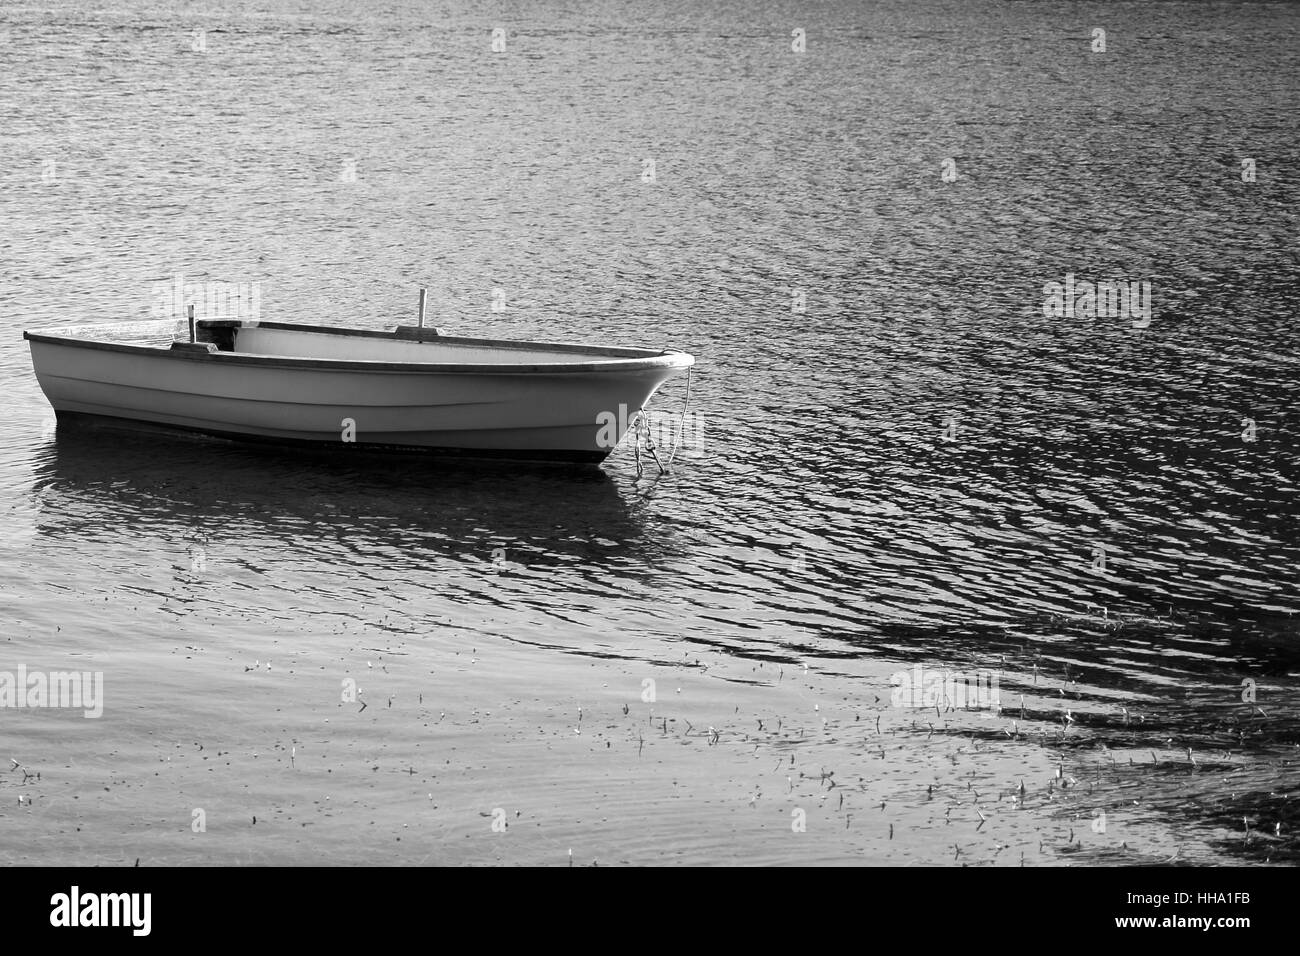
[1, 0, 1297, 865]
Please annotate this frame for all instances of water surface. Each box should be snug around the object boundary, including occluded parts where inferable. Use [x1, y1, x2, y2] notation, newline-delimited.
[1, 0, 1297, 865]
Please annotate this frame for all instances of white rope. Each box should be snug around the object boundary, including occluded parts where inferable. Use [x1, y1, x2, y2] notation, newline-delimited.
[630, 366, 693, 478]
[664, 366, 693, 470]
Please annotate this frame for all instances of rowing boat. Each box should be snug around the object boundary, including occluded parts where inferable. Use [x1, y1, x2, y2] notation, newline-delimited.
[24, 318, 694, 463]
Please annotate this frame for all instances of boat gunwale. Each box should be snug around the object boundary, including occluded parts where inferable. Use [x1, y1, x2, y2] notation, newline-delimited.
[24, 320, 695, 375]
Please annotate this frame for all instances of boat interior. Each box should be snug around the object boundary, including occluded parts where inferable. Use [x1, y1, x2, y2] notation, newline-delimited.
[30, 319, 672, 364]
[191, 320, 651, 363]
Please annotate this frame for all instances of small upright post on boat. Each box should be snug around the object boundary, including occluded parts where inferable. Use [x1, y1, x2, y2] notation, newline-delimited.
[417, 287, 427, 329]
[188, 305, 196, 343]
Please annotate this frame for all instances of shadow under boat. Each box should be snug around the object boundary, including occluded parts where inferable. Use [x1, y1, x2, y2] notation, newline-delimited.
[30, 419, 676, 570]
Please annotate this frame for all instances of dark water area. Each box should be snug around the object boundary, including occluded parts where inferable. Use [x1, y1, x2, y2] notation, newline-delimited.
[0, 0, 1296, 864]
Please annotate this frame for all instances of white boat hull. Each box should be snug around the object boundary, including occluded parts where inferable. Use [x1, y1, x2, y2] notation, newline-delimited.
[26, 320, 694, 463]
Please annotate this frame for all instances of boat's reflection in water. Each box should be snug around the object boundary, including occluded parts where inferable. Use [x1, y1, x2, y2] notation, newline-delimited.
[30, 421, 676, 614]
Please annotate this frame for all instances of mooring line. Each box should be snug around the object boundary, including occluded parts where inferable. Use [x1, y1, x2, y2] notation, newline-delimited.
[664, 365, 693, 470]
